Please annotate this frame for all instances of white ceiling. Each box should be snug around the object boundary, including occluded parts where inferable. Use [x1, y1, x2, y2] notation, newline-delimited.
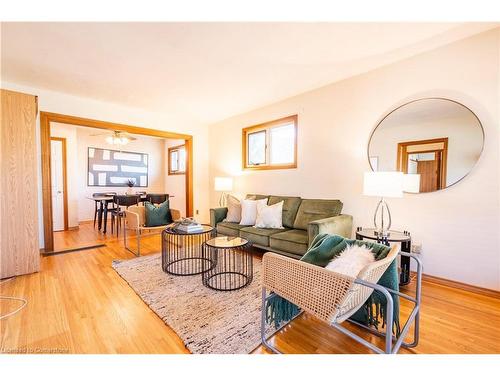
[1, 22, 497, 127]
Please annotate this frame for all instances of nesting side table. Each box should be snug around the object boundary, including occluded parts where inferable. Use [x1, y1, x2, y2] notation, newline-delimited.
[162, 224, 215, 276]
[202, 236, 253, 291]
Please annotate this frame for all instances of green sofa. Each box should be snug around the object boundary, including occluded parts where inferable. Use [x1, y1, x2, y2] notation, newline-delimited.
[209, 194, 353, 259]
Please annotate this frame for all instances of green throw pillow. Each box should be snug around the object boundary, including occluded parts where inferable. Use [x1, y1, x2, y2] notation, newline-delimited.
[300, 234, 390, 267]
[144, 200, 172, 227]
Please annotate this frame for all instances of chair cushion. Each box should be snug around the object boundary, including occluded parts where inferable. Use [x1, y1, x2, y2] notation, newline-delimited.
[144, 201, 172, 227]
[293, 199, 343, 230]
[239, 227, 289, 247]
[268, 195, 301, 228]
[270, 229, 309, 256]
[216, 222, 250, 237]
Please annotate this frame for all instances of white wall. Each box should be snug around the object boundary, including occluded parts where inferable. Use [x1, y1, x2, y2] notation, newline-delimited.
[0, 81, 211, 247]
[208, 29, 500, 290]
[164, 139, 187, 217]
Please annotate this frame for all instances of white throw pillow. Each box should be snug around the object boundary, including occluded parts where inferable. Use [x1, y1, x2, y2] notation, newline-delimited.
[239, 198, 268, 226]
[224, 195, 241, 223]
[325, 244, 375, 278]
[254, 201, 284, 229]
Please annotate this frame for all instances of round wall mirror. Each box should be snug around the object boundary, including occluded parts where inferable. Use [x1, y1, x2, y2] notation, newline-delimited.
[368, 98, 484, 193]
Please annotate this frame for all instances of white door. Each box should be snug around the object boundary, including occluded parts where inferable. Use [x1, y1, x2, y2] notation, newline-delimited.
[51, 139, 65, 231]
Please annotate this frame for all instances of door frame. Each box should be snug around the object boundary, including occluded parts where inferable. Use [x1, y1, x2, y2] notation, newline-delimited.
[40, 111, 194, 253]
[50, 137, 69, 231]
[397, 137, 448, 190]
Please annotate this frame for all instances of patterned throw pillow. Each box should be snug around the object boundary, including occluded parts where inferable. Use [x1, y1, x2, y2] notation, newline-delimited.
[144, 200, 172, 227]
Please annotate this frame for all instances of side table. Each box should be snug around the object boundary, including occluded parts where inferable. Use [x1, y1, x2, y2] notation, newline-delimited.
[162, 224, 215, 276]
[355, 227, 412, 286]
[202, 236, 253, 291]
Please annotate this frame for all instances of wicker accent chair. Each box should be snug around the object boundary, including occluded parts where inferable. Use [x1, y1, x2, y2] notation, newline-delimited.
[123, 205, 181, 256]
[261, 245, 423, 354]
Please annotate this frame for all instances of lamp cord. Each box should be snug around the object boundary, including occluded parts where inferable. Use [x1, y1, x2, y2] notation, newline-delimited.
[0, 277, 28, 320]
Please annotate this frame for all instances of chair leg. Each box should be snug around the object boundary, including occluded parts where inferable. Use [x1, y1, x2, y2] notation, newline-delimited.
[94, 204, 98, 228]
[123, 223, 140, 257]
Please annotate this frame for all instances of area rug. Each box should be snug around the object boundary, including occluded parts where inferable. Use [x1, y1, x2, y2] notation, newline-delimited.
[112, 254, 274, 354]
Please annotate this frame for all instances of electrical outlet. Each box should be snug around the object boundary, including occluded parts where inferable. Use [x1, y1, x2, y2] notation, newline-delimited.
[411, 244, 422, 254]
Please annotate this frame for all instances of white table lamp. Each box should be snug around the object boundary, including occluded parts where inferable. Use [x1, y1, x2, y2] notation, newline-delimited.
[214, 177, 233, 207]
[363, 172, 403, 236]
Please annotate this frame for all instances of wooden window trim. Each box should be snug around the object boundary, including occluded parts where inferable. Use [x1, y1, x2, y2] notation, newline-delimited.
[242, 114, 298, 171]
[168, 144, 186, 175]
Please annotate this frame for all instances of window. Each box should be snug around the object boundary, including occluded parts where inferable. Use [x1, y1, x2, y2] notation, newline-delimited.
[168, 145, 186, 175]
[242, 115, 297, 170]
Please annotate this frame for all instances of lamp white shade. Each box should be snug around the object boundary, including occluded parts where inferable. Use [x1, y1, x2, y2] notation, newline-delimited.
[363, 172, 403, 198]
[214, 177, 233, 192]
[403, 174, 421, 193]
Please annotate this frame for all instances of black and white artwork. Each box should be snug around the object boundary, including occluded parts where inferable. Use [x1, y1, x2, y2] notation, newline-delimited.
[87, 147, 149, 187]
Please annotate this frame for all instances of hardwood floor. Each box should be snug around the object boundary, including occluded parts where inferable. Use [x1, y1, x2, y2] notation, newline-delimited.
[53, 221, 121, 252]
[1, 225, 500, 354]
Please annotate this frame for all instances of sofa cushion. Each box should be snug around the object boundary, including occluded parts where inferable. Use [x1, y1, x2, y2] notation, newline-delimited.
[216, 222, 249, 237]
[293, 199, 343, 230]
[270, 229, 309, 256]
[268, 195, 301, 228]
[240, 227, 289, 247]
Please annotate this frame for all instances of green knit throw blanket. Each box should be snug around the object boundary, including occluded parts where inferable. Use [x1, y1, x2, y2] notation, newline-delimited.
[265, 234, 401, 336]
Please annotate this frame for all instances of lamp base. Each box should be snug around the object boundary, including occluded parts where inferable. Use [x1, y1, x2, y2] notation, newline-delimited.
[373, 197, 392, 236]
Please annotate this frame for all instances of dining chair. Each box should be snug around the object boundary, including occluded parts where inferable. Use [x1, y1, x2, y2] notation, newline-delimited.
[135, 191, 148, 205]
[93, 192, 117, 228]
[146, 193, 169, 205]
[111, 194, 140, 236]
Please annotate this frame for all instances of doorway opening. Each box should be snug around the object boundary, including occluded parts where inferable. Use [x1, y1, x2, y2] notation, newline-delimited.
[40, 112, 193, 253]
[50, 137, 69, 231]
[397, 137, 448, 193]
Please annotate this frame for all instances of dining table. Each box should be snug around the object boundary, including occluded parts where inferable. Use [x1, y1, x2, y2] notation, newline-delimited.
[87, 193, 148, 234]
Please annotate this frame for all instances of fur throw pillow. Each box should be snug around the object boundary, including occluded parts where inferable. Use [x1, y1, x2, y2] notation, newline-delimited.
[325, 244, 375, 278]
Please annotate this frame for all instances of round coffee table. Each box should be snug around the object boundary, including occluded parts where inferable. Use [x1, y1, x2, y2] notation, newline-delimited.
[161, 224, 215, 276]
[202, 236, 253, 291]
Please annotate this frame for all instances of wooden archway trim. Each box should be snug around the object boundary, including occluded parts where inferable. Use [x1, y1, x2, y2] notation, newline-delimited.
[40, 111, 194, 253]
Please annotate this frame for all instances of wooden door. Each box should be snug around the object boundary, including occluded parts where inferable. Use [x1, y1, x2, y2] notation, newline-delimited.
[1, 89, 40, 278]
[417, 153, 441, 192]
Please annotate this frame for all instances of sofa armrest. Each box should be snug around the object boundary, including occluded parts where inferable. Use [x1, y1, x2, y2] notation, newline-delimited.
[308, 214, 353, 244]
[170, 208, 181, 221]
[210, 207, 228, 227]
